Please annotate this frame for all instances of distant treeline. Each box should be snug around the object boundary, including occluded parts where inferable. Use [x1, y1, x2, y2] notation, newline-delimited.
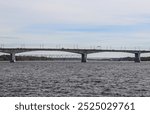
[95, 57, 150, 61]
[111, 57, 150, 61]
[1, 55, 150, 61]
[0, 55, 80, 61]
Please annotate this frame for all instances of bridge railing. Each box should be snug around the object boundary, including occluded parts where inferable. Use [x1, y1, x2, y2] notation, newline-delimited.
[0, 44, 150, 51]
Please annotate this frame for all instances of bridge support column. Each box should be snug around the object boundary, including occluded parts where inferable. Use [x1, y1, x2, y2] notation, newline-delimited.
[10, 53, 16, 63]
[134, 53, 141, 63]
[81, 53, 87, 63]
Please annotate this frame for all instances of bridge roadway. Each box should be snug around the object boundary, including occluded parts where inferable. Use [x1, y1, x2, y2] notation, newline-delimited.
[0, 48, 150, 63]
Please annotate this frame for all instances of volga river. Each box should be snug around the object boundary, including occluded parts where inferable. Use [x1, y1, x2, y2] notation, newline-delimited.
[0, 61, 150, 97]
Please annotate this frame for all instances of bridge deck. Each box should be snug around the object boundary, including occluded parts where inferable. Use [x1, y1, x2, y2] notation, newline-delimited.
[1, 48, 150, 54]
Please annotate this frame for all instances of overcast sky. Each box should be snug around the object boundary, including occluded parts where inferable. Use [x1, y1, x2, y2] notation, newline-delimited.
[0, 0, 150, 53]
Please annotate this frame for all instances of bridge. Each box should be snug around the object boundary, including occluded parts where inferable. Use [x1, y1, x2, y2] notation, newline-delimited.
[0, 47, 150, 63]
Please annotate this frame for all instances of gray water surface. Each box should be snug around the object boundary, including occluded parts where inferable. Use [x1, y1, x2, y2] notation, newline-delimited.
[0, 61, 150, 97]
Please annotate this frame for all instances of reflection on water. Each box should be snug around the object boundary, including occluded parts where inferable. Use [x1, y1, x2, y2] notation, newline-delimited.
[0, 61, 150, 97]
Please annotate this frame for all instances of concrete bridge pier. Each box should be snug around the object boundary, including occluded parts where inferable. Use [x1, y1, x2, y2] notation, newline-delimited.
[10, 53, 16, 63]
[134, 52, 141, 63]
[81, 53, 87, 63]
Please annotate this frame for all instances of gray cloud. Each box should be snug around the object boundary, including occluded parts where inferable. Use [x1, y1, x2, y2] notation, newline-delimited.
[0, 0, 150, 49]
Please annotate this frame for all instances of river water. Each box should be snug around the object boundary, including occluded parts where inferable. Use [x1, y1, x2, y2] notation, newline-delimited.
[0, 61, 150, 97]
